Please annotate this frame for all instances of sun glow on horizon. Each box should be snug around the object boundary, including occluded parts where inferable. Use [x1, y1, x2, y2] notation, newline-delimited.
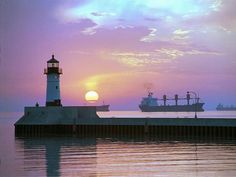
[85, 90, 99, 102]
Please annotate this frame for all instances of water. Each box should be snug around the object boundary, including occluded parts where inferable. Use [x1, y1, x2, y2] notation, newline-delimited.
[98, 110, 236, 118]
[1, 112, 236, 177]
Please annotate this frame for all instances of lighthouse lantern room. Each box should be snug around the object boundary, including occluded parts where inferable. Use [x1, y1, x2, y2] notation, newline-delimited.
[44, 55, 62, 106]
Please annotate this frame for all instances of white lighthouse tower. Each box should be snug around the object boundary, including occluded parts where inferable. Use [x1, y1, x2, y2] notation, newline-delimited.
[44, 55, 62, 106]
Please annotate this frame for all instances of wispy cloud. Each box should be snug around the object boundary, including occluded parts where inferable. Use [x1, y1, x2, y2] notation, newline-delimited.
[210, 0, 222, 11]
[91, 12, 116, 17]
[140, 28, 158, 42]
[81, 25, 98, 35]
[173, 29, 191, 35]
[56, 0, 223, 35]
[111, 52, 158, 67]
[155, 48, 222, 60]
[172, 29, 191, 41]
[110, 46, 222, 67]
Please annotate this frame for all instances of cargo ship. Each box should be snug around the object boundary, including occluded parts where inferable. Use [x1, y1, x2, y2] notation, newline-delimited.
[96, 103, 110, 112]
[139, 92, 204, 112]
[216, 104, 236, 111]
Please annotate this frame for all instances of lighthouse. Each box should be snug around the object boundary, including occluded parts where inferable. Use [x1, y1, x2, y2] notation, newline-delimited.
[44, 55, 62, 106]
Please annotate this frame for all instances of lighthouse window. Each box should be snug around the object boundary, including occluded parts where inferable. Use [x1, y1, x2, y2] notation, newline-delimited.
[47, 63, 59, 67]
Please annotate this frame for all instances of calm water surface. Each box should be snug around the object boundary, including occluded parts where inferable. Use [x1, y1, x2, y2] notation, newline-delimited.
[98, 110, 236, 118]
[1, 112, 236, 177]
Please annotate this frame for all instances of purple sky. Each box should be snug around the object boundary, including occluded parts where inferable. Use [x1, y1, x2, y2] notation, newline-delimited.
[0, 0, 236, 112]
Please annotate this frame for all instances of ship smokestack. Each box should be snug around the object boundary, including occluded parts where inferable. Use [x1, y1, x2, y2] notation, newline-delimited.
[186, 92, 190, 105]
[163, 95, 167, 106]
[175, 94, 178, 106]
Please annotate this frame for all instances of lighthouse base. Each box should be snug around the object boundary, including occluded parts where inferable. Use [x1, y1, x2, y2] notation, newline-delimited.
[46, 100, 62, 106]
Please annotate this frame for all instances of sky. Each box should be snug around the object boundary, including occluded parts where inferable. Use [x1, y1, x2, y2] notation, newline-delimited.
[0, 0, 236, 112]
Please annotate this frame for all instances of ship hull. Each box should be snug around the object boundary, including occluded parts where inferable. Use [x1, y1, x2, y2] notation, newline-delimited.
[96, 105, 110, 112]
[216, 108, 236, 111]
[139, 103, 204, 112]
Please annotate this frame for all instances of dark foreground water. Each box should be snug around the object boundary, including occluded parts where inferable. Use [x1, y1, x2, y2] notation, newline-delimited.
[1, 112, 236, 177]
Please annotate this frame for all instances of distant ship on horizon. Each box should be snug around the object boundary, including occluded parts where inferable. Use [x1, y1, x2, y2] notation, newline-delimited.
[139, 91, 204, 112]
[96, 101, 110, 112]
[216, 104, 236, 111]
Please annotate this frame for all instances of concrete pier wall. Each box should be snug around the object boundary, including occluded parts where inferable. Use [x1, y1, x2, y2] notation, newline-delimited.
[15, 106, 99, 125]
[15, 106, 236, 138]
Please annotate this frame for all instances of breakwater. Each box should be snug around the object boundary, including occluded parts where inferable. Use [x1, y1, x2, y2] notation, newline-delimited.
[15, 107, 236, 138]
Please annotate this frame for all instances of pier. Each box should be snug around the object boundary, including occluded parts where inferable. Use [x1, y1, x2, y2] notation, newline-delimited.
[15, 106, 236, 138]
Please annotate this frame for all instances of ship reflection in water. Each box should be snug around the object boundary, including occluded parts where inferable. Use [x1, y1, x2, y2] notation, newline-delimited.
[139, 91, 204, 112]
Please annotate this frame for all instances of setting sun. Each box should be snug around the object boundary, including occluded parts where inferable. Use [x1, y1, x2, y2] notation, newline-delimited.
[85, 91, 99, 102]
